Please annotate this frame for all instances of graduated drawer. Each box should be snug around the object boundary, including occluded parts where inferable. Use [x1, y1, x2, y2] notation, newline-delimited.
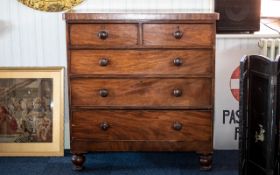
[143, 24, 214, 47]
[69, 24, 138, 46]
[71, 110, 212, 141]
[70, 50, 213, 75]
[70, 78, 211, 107]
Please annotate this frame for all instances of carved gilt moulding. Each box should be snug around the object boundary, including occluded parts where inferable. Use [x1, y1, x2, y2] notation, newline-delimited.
[18, 0, 84, 12]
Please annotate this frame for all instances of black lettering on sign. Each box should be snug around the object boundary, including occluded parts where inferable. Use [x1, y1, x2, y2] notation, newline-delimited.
[236, 110, 240, 124]
[223, 110, 230, 124]
[222, 109, 240, 124]
[235, 127, 239, 140]
[229, 110, 236, 124]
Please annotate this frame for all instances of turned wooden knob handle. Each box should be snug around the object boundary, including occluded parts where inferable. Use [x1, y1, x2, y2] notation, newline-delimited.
[99, 58, 109, 66]
[173, 121, 183, 131]
[173, 57, 183, 66]
[98, 31, 108, 40]
[100, 122, 110, 131]
[99, 89, 108, 97]
[173, 30, 183, 39]
[173, 88, 182, 97]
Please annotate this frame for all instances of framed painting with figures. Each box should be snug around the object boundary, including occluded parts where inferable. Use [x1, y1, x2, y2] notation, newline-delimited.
[0, 67, 64, 156]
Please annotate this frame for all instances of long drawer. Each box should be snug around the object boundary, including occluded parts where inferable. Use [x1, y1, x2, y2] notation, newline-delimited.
[69, 24, 138, 46]
[71, 110, 212, 141]
[70, 78, 212, 107]
[143, 24, 214, 47]
[70, 50, 213, 75]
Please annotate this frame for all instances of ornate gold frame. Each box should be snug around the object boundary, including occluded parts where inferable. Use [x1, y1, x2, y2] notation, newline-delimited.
[18, 0, 84, 12]
[0, 67, 64, 156]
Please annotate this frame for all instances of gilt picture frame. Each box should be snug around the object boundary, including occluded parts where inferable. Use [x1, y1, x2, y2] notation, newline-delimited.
[0, 67, 64, 156]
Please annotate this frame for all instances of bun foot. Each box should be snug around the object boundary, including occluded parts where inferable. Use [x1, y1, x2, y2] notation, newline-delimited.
[72, 153, 86, 171]
[199, 153, 212, 171]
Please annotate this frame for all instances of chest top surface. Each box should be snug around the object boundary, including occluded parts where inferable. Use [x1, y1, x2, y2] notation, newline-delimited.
[63, 9, 219, 21]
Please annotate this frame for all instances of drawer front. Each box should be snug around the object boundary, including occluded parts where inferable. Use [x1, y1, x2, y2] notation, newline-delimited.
[71, 78, 211, 107]
[71, 110, 212, 141]
[70, 50, 213, 75]
[69, 24, 138, 46]
[143, 24, 213, 47]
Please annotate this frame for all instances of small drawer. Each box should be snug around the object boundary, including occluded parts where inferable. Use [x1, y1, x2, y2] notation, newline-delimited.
[70, 50, 213, 75]
[70, 78, 212, 107]
[71, 110, 212, 141]
[143, 24, 214, 47]
[69, 24, 138, 46]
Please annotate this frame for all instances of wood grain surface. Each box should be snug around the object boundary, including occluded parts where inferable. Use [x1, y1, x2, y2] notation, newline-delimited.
[143, 24, 213, 47]
[64, 11, 219, 21]
[66, 11, 217, 170]
[71, 110, 211, 141]
[70, 50, 212, 75]
[70, 78, 211, 107]
[71, 140, 213, 153]
[70, 24, 138, 46]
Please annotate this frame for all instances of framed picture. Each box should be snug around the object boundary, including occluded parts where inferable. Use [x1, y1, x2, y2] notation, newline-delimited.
[0, 67, 64, 156]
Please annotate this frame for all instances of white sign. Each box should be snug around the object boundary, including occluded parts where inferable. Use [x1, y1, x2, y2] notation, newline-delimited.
[214, 37, 260, 149]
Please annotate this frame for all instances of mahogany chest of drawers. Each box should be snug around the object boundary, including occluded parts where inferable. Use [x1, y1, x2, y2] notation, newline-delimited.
[64, 11, 219, 171]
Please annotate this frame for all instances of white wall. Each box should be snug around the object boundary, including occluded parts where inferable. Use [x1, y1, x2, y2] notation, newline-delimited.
[1, 0, 278, 150]
[77, 0, 213, 10]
